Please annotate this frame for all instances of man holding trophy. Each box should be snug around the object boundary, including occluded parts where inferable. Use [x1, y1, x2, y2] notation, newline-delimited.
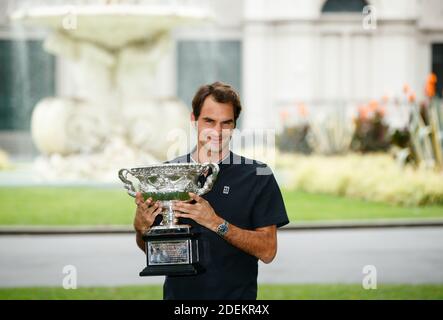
[124, 82, 289, 300]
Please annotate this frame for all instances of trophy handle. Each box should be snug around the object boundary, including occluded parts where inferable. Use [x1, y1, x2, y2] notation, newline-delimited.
[118, 168, 138, 197]
[197, 163, 220, 196]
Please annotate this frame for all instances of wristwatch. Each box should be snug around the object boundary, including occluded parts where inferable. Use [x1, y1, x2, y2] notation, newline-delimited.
[216, 220, 229, 237]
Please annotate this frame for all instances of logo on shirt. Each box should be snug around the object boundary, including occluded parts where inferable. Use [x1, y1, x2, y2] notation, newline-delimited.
[223, 186, 230, 194]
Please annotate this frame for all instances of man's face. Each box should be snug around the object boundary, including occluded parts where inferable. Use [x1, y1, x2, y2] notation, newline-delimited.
[192, 95, 235, 154]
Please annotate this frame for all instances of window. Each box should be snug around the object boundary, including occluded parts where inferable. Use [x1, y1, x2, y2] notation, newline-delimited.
[177, 40, 242, 125]
[432, 43, 443, 98]
[0, 39, 55, 130]
[321, 0, 369, 13]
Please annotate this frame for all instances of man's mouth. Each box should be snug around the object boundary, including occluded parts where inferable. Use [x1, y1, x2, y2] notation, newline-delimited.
[207, 137, 223, 144]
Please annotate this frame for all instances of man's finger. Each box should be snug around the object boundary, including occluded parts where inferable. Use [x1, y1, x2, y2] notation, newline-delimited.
[144, 197, 153, 206]
[153, 206, 162, 216]
[135, 192, 143, 205]
[188, 192, 203, 203]
[175, 212, 194, 219]
[173, 202, 196, 214]
[154, 202, 162, 210]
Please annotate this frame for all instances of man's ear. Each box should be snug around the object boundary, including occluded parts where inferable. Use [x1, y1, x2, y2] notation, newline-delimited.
[190, 112, 196, 122]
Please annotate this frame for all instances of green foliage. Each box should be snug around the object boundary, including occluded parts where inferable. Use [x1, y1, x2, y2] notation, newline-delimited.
[307, 109, 354, 155]
[406, 99, 443, 169]
[276, 152, 443, 206]
[351, 110, 391, 153]
[276, 125, 312, 154]
[391, 128, 411, 149]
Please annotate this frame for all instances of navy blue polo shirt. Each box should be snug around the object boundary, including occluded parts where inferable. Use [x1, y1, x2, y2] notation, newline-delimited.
[161, 150, 289, 300]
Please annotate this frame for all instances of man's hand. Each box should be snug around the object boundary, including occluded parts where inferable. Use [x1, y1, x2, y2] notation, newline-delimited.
[173, 192, 223, 232]
[133, 192, 162, 234]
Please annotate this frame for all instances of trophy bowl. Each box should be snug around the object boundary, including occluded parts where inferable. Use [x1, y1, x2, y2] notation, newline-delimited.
[118, 162, 219, 228]
[118, 162, 219, 276]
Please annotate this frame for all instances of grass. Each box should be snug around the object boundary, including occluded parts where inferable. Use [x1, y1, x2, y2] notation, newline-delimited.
[284, 191, 443, 222]
[0, 187, 443, 226]
[0, 187, 134, 226]
[0, 284, 442, 300]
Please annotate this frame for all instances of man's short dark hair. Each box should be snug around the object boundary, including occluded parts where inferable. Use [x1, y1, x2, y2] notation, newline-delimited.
[191, 81, 242, 126]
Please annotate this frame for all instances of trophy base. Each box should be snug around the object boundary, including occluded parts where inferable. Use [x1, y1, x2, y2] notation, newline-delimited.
[139, 263, 204, 276]
[140, 226, 204, 277]
[149, 224, 191, 231]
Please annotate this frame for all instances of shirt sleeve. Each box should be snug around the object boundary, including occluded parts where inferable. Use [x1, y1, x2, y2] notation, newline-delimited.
[251, 166, 289, 229]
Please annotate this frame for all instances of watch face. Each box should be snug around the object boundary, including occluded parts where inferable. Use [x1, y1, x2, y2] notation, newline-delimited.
[218, 223, 228, 235]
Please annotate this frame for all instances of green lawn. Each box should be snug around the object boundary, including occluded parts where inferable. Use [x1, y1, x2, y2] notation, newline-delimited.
[0, 284, 442, 300]
[284, 192, 443, 221]
[0, 187, 443, 226]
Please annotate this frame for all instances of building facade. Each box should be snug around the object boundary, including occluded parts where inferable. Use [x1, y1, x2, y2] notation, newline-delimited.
[0, 0, 442, 157]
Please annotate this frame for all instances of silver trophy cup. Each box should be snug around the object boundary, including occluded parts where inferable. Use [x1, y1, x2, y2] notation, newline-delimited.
[118, 162, 219, 276]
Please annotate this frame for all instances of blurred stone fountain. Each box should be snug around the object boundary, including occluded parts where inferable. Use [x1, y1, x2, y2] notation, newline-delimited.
[10, 0, 209, 182]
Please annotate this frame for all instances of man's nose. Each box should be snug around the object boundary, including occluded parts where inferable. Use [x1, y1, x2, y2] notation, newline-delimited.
[213, 123, 223, 135]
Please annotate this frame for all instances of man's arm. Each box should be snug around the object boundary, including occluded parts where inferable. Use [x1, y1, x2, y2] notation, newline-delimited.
[173, 193, 278, 264]
[217, 222, 277, 264]
[135, 230, 146, 252]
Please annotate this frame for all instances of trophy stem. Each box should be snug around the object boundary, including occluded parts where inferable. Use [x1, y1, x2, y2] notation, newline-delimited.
[161, 200, 177, 227]
[147, 200, 191, 232]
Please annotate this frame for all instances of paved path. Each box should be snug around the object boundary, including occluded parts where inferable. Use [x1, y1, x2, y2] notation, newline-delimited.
[0, 227, 442, 288]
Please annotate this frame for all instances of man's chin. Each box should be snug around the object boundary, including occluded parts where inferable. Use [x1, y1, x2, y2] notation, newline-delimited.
[208, 145, 223, 153]
[201, 142, 226, 154]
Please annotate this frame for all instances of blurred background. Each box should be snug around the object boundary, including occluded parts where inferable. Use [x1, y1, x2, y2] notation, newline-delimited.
[0, 0, 442, 300]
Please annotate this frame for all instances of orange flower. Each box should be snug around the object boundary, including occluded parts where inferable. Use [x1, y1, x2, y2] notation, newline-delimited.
[297, 103, 308, 117]
[377, 105, 386, 117]
[425, 82, 436, 98]
[428, 73, 437, 84]
[403, 83, 410, 94]
[358, 105, 369, 120]
[425, 73, 437, 98]
[408, 92, 416, 103]
[280, 110, 289, 121]
[368, 99, 378, 112]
